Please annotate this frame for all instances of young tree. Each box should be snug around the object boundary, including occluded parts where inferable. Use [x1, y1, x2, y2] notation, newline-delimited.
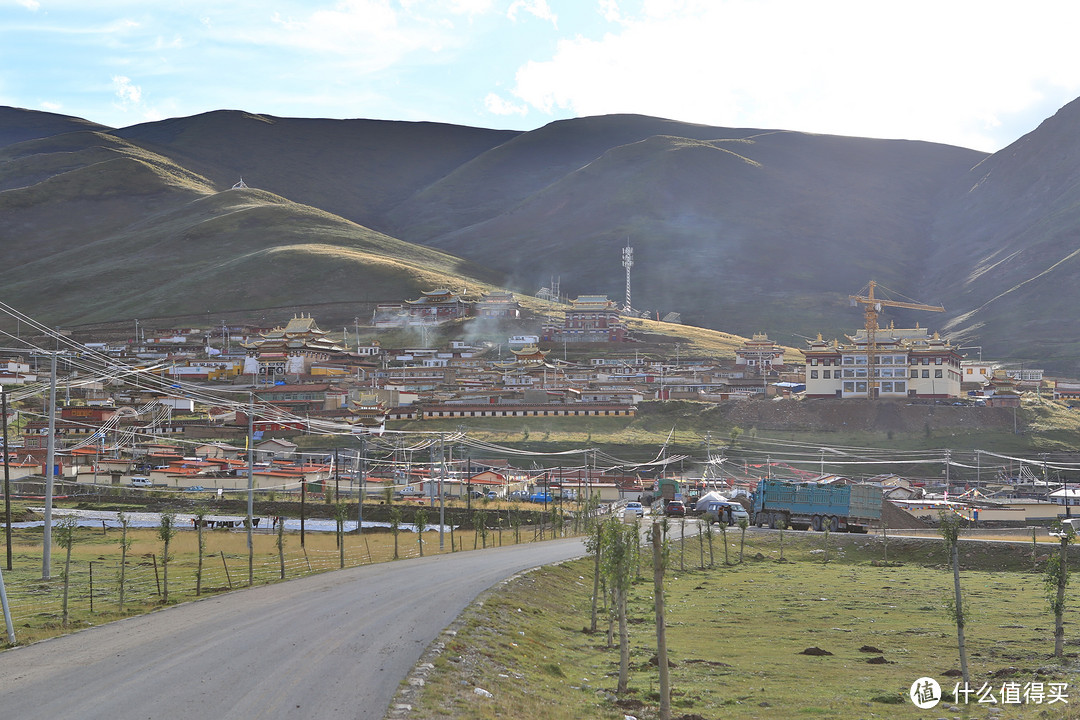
[116, 511, 132, 611]
[939, 511, 969, 685]
[335, 503, 348, 568]
[474, 510, 488, 549]
[586, 520, 604, 633]
[55, 516, 78, 627]
[882, 519, 889, 565]
[718, 521, 730, 566]
[651, 519, 671, 720]
[389, 507, 402, 559]
[1032, 526, 1039, 574]
[158, 513, 178, 604]
[697, 518, 706, 569]
[602, 519, 636, 694]
[193, 507, 208, 595]
[277, 513, 287, 579]
[705, 515, 714, 568]
[415, 507, 428, 557]
[1046, 522, 1075, 658]
[678, 516, 686, 572]
[737, 517, 749, 563]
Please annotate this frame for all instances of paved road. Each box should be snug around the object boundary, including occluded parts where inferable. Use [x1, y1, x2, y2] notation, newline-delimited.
[0, 537, 588, 720]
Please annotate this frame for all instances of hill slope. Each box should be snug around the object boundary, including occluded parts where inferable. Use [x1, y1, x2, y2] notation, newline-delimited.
[416, 128, 984, 337]
[0, 124, 503, 324]
[922, 97, 1080, 374]
[6, 102, 1080, 372]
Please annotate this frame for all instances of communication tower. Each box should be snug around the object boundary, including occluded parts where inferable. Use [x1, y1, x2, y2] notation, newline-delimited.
[622, 241, 634, 313]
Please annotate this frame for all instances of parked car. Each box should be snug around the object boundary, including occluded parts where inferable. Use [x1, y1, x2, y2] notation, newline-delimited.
[665, 500, 686, 517]
[626, 501, 644, 517]
[529, 492, 554, 504]
[705, 501, 750, 525]
[183, 485, 206, 492]
[129, 476, 152, 488]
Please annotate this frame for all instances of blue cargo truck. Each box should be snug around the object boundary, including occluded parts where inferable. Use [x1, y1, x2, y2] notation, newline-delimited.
[751, 480, 882, 533]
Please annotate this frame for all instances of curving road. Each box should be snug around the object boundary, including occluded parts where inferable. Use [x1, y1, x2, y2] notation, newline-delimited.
[0, 537, 588, 720]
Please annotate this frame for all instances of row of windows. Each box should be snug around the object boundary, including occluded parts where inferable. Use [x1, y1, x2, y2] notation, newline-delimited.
[811, 369, 945, 380]
[812, 354, 954, 367]
[841, 381, 908, 393]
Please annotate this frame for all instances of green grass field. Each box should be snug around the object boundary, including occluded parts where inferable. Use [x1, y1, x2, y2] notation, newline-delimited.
[0, 514, 562, 647]
[407, 529, 1080, 720]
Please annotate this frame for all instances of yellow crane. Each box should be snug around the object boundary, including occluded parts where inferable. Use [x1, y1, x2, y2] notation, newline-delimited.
[848, 281, 944, 399]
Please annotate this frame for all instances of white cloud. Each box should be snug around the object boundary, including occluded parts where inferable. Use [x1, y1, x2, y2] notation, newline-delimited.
[484, 92, 527, 116]
[112, 75, 142, 105]
[505, 0, 1080, 151]
[598, 0, 622, 23]
[508, 0, 557, 26]
[17, 0, 40, 10]
[40, 100, 62, 112]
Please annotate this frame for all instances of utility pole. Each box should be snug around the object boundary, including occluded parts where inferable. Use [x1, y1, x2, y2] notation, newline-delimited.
[357, 436, 366, 533]
[247, 393, 255, 586]
[3, 388, 11, 571]
[438, 435, 445, 551]
[42, 352, 57, 580]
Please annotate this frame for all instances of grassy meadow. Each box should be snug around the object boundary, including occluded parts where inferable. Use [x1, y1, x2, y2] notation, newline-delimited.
[408, 528, 1080, 720]
[0, 513, 558, 647]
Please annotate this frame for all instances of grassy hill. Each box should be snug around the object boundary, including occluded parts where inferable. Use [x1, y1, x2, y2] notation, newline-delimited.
[112, 110, 519, 229]
[0, 126, 504, 324]
[420, 129, 983, 338]
[5, 101, 1080, 371]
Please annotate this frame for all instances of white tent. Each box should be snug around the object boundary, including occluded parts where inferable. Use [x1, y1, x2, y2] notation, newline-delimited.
[695, 490, 729, 513]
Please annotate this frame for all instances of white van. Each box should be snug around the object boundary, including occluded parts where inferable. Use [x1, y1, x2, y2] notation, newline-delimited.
[130, 476, 153, 488]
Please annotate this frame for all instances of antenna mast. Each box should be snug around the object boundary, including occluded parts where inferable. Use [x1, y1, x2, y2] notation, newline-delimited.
[622, 240, 634, 313]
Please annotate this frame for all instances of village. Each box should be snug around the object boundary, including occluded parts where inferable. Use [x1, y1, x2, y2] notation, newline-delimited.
[0, 285, 1077, 531]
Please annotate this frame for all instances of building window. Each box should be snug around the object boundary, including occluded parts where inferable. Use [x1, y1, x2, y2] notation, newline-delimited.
[810, 370, 819, 379]
[935, 369, 943, 378]
[811, 358, 818, 366]
[910, 370, 918, 379]
[935, 357, 943, 365]
[855, 381, 867, 393]
[895, 381, 906, 393]
[843, 381, 855, 392]
[922, 370, 930, 378]
[966, 368, 973, 374]
[823, 370, 831, 379]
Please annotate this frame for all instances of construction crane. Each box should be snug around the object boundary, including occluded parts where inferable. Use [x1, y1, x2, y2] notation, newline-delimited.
[848, 281, 944, 399]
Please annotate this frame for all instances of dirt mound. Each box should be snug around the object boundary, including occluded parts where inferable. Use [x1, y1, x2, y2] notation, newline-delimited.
[881, 499, 928, 530]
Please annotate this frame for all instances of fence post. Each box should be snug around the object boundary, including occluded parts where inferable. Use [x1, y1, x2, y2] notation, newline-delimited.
[220, 551, 233, 590]
[89, 561, 94, 613]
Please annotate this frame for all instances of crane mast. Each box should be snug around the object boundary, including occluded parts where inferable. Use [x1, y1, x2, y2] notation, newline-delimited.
[848, 281, 944, 399]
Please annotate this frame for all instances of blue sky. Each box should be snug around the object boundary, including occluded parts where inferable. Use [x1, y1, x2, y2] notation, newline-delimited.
[3, 0, 1080, 152]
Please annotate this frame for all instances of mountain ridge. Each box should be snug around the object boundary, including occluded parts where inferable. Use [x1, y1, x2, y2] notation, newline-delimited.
[4, 102, 1080, 373]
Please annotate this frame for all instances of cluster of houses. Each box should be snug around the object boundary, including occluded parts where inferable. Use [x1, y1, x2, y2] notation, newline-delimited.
[3, 287, 1075, 494]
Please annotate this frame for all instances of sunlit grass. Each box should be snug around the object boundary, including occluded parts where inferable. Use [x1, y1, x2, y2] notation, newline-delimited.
[411, 530, 1080, 720]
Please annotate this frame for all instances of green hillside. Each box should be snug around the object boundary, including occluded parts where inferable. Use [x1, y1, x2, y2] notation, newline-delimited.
[5, 101, 1080, 372]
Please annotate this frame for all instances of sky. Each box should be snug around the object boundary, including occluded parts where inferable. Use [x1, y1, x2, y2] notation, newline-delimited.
[3, 0, 1080, 152]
